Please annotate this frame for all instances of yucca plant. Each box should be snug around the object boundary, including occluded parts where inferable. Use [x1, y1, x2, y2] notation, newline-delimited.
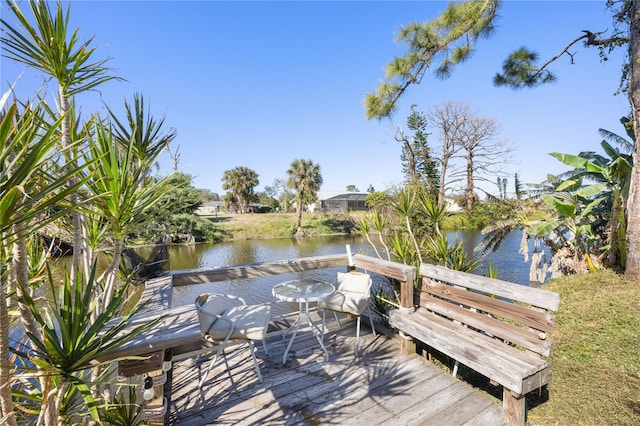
[391, 189, 423, 265]
[2, 2, 171, 424]
[1, 93, 91, 426]
[425, 233, 481, 273]
[357, 211, 390, 261]
[100, 385, 145, 426]
[1, 0, 122, 294]
[12, 263, 156, 424]
[417, 192, 448, 237]
[82, 119, 170, 313]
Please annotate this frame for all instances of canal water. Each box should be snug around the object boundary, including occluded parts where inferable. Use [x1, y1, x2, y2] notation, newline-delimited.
[165, 235, 376, 316]
[156, 230, 544, 314]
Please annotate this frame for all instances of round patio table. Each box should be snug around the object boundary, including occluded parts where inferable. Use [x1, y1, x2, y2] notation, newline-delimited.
[272, 278, 335, 365]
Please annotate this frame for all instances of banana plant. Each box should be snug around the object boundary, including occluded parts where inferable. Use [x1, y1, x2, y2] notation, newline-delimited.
[528, 174, 609, 272]
[539, 137, 632, 269]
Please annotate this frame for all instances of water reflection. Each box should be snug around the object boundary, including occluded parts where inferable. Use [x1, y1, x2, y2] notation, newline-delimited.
[448, 229, 550, 285]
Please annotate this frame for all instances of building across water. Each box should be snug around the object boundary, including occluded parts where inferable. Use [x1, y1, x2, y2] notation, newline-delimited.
[312, 191, 369, 212]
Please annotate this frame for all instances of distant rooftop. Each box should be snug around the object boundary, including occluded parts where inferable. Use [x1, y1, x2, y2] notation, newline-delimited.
[317, 191, 369, 201]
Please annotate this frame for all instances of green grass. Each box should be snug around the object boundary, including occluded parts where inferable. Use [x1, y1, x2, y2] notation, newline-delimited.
[205, 211, 364, 240]
[526, 269, 640, 425]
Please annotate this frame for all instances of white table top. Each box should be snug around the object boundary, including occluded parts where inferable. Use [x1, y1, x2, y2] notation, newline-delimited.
[272, 279, 335, 303]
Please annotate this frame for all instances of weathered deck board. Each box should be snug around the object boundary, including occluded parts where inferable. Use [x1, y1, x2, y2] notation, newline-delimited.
[166, 320, 506, 426]
[140, 275, 173, 313]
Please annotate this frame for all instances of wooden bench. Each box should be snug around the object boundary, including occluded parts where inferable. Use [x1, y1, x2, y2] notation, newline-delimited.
[388, 263, 560, 425]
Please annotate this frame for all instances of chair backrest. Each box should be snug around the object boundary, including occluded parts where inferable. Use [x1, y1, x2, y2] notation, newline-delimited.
[195, 294, 228, 336]
[336, 272, 372, 296]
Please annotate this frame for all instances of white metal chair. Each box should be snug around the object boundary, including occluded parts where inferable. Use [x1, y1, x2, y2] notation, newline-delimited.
[319, 271, 376, 356]
[195, 293, 270, 387]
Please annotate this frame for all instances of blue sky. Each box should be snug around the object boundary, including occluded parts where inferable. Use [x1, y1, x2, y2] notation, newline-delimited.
[1, 1, 629, 197]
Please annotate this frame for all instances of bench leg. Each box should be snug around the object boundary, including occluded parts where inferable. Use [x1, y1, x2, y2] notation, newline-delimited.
[503, 388, 525, 426]
[398, 331, 416, 356]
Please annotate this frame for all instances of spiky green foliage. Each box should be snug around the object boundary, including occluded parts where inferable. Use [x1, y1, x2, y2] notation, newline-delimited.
[0, 100, 86, 242]
[12, 264, 156, 422]
[109, 93, 176, 166]
[83, 121, 168, 241]
[0, 0, 120, 95]
[99, 385, 145, 426]
[425, 233, 481, 272]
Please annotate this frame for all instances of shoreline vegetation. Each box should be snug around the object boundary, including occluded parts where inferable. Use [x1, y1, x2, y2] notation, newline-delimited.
[201, 211, 367, 241]
[184, 212, 639, 425]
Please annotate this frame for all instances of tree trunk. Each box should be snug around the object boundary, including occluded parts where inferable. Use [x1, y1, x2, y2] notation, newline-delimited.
[438, 160, 448, 207]
[79, 211, 91, 280]
[627, 2, 640, 280]
[0, 268, 17, 425]
[59, 90, 83, 293]
[11, 225, 39, 342]
[97, 237, 125, 313]
[465, 150, 474, 211]
[296, 189, 305, 232]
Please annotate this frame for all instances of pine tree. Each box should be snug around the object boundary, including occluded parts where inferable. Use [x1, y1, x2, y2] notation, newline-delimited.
[399, 105, 440, 194]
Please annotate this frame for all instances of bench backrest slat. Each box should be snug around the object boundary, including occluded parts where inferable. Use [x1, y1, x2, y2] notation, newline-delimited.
[418, 263, 559, 360]
[422, 279, 556, 334]
[419, 263, 560, 311]
[420, 289, 553, 357]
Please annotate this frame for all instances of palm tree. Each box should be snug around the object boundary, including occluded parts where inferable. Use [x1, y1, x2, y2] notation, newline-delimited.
[286, 159, 323, 233]
[221, 166, 259, 213]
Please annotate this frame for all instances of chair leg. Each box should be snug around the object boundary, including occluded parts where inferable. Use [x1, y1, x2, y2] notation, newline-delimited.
[355, 315, 361, 356]
[367, 306, 376, 336]
[333, 311, 341, 327]
[261, 338, 269, 355]
[199, 344, 226, 388]
[248, 340, 263, 383]
[221, 349, 234, 384]
[321, 308, 326, 336]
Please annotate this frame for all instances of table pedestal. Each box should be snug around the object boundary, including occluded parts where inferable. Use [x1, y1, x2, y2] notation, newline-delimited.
[272, 279, 335, 365]
[282, 301, 329, 365]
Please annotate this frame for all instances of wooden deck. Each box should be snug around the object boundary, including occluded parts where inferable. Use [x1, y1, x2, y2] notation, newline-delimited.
[164, 314, 506, 425]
